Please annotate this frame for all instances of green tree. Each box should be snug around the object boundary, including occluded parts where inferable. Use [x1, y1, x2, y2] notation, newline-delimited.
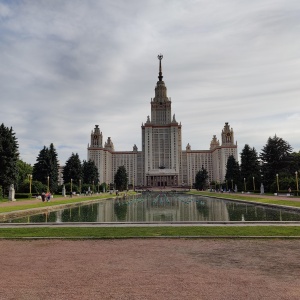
[16, 159, 33, 191]
[48, 143, 59, 193]
[225, 155, 241, 191]
[32, 146, 50, 185]
[240, 144, 260, 191]
[290, 151, 300, 173]
[100, 182, 108, 193]
[114, 166, 128, 191]
[260, 135, 293, 192]
[82, 160, 99, 185]
[32, 144, 59, 193]
[63, 153, 83, 186]
[18, 180, 47, 194]
[0, 124, 19, 195]
[195, 166, 208, 190]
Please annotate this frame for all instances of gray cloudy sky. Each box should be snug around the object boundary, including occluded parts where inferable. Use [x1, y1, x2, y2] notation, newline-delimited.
[1, 0, 300, 166]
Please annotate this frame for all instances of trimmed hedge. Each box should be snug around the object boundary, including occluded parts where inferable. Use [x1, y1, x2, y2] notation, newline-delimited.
[15, 193, 32, 199]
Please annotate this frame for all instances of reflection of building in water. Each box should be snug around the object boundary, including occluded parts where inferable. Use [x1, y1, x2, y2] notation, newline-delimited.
[94, 195, 229, 222]
[88, 55, 238, 187]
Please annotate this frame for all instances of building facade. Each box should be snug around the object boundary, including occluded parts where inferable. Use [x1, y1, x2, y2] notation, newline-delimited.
[88, 55, 238, 187]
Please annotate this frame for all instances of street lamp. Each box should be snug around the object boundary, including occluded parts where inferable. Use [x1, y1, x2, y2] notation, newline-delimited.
[92, 180, 94, 193]
[47, 176, 49, 193]
[71, 178, 73, 193]
[27, 174, 33, 194]
[295, 171, 299, 196]
[276, 174, 279, 192]
[253, 176, 255, 192]
[231, 179, 233, 190]
[244, 178, 246, 192]
[79, 179, 81, 195]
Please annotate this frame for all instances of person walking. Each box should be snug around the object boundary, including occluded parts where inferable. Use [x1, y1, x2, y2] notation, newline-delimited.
[46, 192, 51, 202]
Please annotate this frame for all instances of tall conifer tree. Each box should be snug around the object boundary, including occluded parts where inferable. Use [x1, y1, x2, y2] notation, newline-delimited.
[225, 155, 241, 190]
[82, 160, 99, 185]
[114, 166, 128, 191]
[260, 135, 292, 191]
[240, 144, 260, 190]
[0, 124, 19, 195]
[32, 144, 59, 192]
[195, 166, 208, 190]
[63, 153, 83, 185]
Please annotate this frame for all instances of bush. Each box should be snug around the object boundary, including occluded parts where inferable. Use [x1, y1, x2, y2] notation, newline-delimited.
[15, 193, 32, 199]
[18, 180, 48, 194]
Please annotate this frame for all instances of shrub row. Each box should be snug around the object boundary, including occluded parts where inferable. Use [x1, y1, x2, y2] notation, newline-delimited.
[15, 193, 33, 199]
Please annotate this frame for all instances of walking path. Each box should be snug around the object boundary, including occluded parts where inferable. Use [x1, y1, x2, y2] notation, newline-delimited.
[1, 238, 300, 300]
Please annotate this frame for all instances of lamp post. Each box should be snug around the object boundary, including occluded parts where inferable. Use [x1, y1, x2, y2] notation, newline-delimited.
[28, 174, 33, 194]
[30, 175, 32, 194]
[71, 178, 73, 193]
[244, 178, 246, 192]
[92, 180, 94, 193]
[79, 179, 81, 195]
[295, 171, 298, 196]
[231, 179, 233, 190]
[226, 180, 228, 191]
[276, 174, 279, 192]
[47, 176, 49, 193]
[253, 177, 255, 192]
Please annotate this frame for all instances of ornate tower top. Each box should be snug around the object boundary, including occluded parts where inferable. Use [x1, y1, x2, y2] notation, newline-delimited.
[157, 53, 163, 82]
[151, 54, 173, 125]
[221, 122, 234, 145]
[90, 125, 103, 148]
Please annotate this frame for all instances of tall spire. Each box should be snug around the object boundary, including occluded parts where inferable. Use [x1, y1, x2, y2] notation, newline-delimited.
[157, 54, 163, 81]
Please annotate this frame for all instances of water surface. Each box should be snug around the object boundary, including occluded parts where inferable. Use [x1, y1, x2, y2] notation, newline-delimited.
[6, 192, 300, 223]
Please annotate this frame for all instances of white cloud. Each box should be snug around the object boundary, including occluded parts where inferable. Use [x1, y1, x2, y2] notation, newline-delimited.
[1, 0, 300, 165]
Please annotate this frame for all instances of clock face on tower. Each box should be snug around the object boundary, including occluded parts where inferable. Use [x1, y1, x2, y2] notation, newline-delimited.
[226, 133, 231, 137]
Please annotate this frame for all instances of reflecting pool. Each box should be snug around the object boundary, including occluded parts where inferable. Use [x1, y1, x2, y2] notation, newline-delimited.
[5, 192, 300, 223]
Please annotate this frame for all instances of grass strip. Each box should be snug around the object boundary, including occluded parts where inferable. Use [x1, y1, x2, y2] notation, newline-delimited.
[188, 191, 300, 208]
[0, 226, 300, 238]
[0, 193, 129, 214]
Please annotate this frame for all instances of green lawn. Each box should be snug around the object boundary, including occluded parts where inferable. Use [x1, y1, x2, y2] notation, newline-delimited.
[0, 226, 300, 238]
[188, 191, 300, 208]
[0, 192, 134, 213]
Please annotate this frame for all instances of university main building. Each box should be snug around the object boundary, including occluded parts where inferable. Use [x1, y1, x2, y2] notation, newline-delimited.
[88, 55, 238, 188]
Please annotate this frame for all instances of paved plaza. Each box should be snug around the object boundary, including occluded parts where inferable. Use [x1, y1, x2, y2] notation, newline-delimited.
[1, 239, 300, 300]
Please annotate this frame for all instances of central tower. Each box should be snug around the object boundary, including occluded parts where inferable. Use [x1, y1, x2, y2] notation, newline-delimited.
[151, 54, 172, 125]
[141, 54, 182, 187]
